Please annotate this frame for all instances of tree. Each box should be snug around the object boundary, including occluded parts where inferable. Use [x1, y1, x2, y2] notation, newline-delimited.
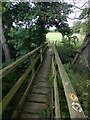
[33, 2, 72, 36]
[2, 2, 72, 60]
[71, 21, 81, 34]
[0, 2, 11, 62]
[79, 6, 90, 35]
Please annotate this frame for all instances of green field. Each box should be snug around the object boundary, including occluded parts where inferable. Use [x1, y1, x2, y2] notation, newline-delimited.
[46, 32, 85, 43]
[46, 32, 62, 42]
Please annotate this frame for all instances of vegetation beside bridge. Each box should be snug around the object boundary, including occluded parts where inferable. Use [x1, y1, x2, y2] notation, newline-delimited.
[0, 1, 89, 120]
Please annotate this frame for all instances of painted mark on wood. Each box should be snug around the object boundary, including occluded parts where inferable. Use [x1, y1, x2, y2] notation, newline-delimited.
[65, 82, 69, 86]
[72, 102, 82, 112]
[69, 94, 78, 101]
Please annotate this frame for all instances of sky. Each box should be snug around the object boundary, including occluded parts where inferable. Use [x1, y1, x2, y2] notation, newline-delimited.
[64, 0, 89, 26]
[49, 0, 89, 30]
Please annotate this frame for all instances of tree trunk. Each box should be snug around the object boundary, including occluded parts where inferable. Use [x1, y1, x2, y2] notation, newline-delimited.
[1, 33, 11, 62]
[0, 2, 11, 62]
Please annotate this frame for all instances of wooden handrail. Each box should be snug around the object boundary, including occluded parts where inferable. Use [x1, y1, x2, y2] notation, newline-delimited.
[0, 45, 47, 115]
[0, 43, 47, 78]
[52, 57, 61, 118]
[52, 44, 87, 119]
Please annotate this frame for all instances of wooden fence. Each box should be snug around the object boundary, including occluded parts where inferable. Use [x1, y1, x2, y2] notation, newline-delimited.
[52, 44, 87, 119]
[0, 43, 48, 116]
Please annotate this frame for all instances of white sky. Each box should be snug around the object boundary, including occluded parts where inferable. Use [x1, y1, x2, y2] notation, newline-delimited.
[64, 0, 89, 26]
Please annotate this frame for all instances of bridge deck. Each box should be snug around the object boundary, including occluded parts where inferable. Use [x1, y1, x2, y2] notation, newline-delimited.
[16, 50, 51, 118]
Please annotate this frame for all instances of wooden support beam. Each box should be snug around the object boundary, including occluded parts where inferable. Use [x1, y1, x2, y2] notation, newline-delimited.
[40, 48, 43, 63]
[52, 44, 87, 119]
[52, 57, 61, 119]
[30, 57, 35, 75]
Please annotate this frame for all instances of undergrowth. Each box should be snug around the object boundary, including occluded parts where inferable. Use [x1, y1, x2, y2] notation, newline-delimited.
[39, 107, 51, 119]
[64, 64, 88, 118]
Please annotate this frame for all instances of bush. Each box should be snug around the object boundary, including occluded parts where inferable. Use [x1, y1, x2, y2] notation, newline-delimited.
[56, 35, 80, 64]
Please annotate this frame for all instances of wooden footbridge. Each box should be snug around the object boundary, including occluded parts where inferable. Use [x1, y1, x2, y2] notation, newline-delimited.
[0, 43, 87, 119]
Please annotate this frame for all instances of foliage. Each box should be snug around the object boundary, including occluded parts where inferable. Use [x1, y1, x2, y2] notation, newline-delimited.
[80, 17, 90, 35]
[39, 107, 51, 119]
[71, 5, 90, 35]
[64, 64, 88, 117]
[56, 22, 72, 37]
[56, 35, 79, 64]
[2, 2, 73, 61]
[2, 59, 14, 68]
[78, 6, 90, 35]
[8, 24, 47, 57]
[71, 18, 90, 35]
[71, 21, 81, 33]
[64, 64, 78, 86]
[79, 7, 90, 20]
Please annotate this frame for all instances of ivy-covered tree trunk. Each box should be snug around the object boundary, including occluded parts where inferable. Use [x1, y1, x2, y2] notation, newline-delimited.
[0, 3, 11, 62]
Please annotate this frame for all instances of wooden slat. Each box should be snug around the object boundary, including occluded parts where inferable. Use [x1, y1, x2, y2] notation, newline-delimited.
[0, 43, 47, 78]
[12, 62, 42, 118]
[52, 44, 87, 119]
[52, 57, 61, 118]
[0, 45, 48, 115]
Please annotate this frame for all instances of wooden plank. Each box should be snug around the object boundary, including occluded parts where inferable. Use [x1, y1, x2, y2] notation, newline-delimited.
[52, 44, 87, 119]
[0, 43, 47, 78]
[52, 57, 61, 119]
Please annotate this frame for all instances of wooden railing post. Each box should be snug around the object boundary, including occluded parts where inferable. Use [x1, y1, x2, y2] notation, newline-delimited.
[40, 48, 43, 63]
[30, 57, 35, 75]
[52, 57, 61, 119]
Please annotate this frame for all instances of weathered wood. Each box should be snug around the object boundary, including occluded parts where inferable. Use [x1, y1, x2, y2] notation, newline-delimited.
[30, 57, 35, 75]
[13, 49, 51, 119]
[0, 45, 48, 115]
[52, 57, 61, 119]
[71, 53, 80, 66]
[51, 89, 53, 119]
[51, 60, 54, 119]
[52, 44, 87, 119]
[0, 54, 40, 115]
[71, 36, 90, 67]
[0, 43, 47, 78]
[40, 48, 43, 63]
[12, 62, 42, 118]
